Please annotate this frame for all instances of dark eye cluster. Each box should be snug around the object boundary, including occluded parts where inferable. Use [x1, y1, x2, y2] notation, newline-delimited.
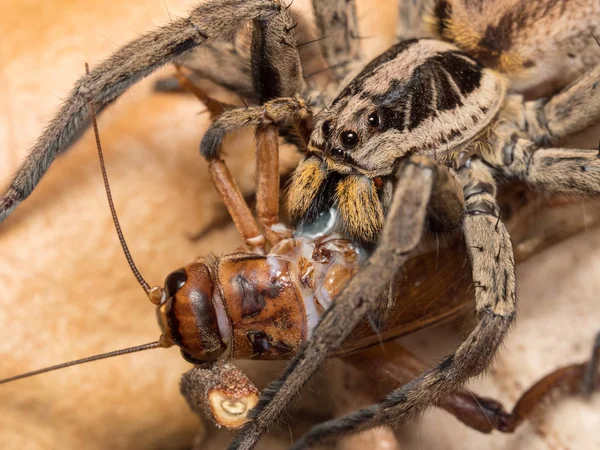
[320, 111, 381, 156]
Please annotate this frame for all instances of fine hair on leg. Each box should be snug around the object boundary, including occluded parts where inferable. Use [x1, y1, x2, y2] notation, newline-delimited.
[0, 0, 282, 223]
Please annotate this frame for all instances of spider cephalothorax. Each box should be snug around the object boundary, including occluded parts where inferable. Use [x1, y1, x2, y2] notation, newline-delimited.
[306, 39, 505, 175]
[1, 1, 600, 449]
[287, 38, 506, 243]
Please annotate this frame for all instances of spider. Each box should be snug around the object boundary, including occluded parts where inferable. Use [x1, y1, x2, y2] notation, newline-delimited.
[1, 0, 600, 449]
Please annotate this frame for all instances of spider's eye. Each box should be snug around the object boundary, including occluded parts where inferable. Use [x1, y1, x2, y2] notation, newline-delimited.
[164, 268, 187, 297]
[322, 120, 332, 137]
[341, 130, 359, 148]
[333, 148, 345, 158]
[367, 112, 380, 128]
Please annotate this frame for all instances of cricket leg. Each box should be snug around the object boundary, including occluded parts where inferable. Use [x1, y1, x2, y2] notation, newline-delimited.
[180, 362, 260, 430]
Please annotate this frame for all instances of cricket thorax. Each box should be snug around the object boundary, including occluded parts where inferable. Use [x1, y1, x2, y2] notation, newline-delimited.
[287, 38, 506, 243]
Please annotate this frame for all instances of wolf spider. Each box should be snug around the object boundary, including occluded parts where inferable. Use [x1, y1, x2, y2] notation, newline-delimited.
[2, 0, 600, 448]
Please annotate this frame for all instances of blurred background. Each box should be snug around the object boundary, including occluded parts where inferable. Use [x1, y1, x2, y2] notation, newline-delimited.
[1, 0, 599, 449]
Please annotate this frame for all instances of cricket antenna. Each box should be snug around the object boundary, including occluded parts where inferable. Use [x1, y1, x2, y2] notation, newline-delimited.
[0, 65, 169, 386]
[85, 62, 151, 294]
[0, 342, 161, 384]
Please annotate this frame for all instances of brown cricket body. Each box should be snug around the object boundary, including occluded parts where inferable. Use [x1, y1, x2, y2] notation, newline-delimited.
[154, 235, 363, 363]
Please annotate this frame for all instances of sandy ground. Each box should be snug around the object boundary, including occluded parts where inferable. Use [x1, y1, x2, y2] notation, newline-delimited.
[0, 1, 599, 449]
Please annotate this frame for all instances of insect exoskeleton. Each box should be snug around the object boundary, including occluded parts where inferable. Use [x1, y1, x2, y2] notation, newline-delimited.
[153, 235, 363, 363]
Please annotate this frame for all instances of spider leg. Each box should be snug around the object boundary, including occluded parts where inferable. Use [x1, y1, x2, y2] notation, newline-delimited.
[369, 161, 464, 331]
[159, 4, 326, 103]
[582, 331, 600, 395]
[0, 0, 283, 223]
[396, 0, 430, 40]
[481, 64, 600, 197]
[230, 156, 457, 450]
[310, 0, 361, 84]
[538, 61, 600, 142]
[338, 343, 510, 435]
[155, 40, 254, 101]
[290, 159, 516, 449]
[493, 62, 600, 153]
[172, 12, 310, 244]
[341, 340, 599, 435]
[510, 146, 600, 197]
[486, 104, 600, 197]
[196, 8, 310, 251]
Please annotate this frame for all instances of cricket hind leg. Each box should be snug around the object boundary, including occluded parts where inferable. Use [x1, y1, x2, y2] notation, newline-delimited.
[0, 0, 283, 223]
[188, 167, 296, 242]
[171, 68, 268, 250]
[199, 98, 307, 251]
[172, 59, 302, 246]
[290, 159, 516, 449]
[450, 340, 600, 434]
[336, 343, 508, 436]
[491, 330, 600, 433]
[172, 65, 235, 120]
[180, 362, 260, 430]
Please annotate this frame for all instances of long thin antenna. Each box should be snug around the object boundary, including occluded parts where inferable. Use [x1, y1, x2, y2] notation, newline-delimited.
[85, 63, 151, 293]
[0, 342, 161, 385]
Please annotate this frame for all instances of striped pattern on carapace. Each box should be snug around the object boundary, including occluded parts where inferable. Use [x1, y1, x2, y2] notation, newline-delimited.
[288, 38, 505, 242]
